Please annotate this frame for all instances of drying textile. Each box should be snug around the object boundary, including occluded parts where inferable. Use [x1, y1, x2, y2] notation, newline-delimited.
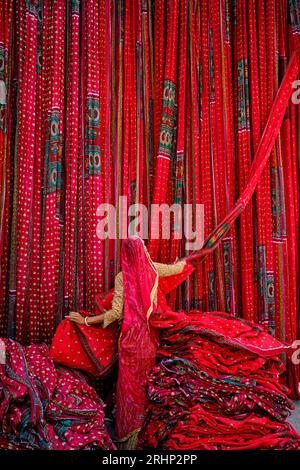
[50, 291, 118, 376]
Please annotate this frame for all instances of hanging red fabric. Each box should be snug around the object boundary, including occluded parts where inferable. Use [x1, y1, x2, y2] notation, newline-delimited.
[186, 49, 300, 263]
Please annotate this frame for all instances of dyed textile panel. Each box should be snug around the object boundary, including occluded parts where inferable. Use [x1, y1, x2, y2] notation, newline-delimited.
[50, 318, 118, 377]
[0, 1, 300, 396]
[50, 292, 118, 376]
[138, 310, 300, 450]
[0, 338, 115, 450]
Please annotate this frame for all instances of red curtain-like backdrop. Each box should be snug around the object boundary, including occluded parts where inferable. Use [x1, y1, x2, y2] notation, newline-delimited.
[0, 0, 299, 396]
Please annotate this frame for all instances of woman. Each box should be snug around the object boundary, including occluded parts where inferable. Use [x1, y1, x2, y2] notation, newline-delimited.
[68, 236, 300, 450]
[68, 236, 194, 448]
[67, 240, 190, 329]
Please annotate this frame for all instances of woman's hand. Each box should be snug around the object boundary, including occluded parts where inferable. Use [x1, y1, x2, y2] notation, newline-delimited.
[66, 311, 85, 325]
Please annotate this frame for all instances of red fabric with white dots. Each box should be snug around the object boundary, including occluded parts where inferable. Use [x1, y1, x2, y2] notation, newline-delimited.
[50, 292, 118, 377]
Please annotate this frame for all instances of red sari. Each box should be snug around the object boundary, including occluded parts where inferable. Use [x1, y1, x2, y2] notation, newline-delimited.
[115, 237, 195, 447]
[50, 236, 195, 447]
[115, 237, 159, 447]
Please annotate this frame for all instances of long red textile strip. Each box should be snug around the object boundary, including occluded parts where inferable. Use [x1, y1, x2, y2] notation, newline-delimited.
[38, 0, 66, 344]
[14, 0, 39, 343]
[186, 50, 300, 263]
[220, 0, 237, 316]
[168, 0, 188, 309]
[198, 0, 214, 311]
[147, 0, 179, 260]
[63, 2, 80, 314]
[82, 0, 103, 311]
[255, 0, 275, 329]
[0, 0, 13, 335]
[208, 0, 227, 312]
[233, 0, 256, 322]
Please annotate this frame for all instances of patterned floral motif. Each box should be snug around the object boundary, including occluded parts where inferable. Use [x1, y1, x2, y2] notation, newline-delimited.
[36, 4, 43, 75]
[198, 63, 202, 93]
[130, 180, 136, 204]
[36, 47, 42, 75]
[87, 95, 100, 127]
[224, 0, 231, 43]
[71, 0, 80, 15]
[45, 111, 63, 206]
[86, 145, 101, 175]
[289, 0, 300, 33]
[232, 0, 237, 25]
[173, 151, 184, 205]
[208, 29, 215, 102]
[0, 45, 4, 80]
[257, 246, 275, 331]
[208, 272, 217, 310]
[0, 103, 5, 132]
[257, 246, 267, 298]
[223, 239, 234, 313]
[158, 80, 176, 158]
[191, 299, 203, 310]
[25, 0, 41, 18]
[85, 95, 101, 176]
[266, 273, 275, 335]
[271, 167, 286, 239]
[237, 58, 250, 131]
[141, 0, 148, 13]
[0, 44, 6, 132]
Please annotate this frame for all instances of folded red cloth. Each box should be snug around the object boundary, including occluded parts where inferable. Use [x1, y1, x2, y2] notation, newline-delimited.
[0, 339, 115, 449]
[139, 310, 300, 450]
[50, 290, 118, 377]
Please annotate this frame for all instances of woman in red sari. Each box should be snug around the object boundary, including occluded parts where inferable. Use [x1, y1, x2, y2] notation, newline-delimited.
[66, 236, 298, 450]
[67, 236, 194, 448]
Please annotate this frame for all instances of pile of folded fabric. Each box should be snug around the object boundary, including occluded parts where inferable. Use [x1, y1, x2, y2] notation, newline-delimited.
[139, 311, 300, 450]
[0, 339, 115, 450]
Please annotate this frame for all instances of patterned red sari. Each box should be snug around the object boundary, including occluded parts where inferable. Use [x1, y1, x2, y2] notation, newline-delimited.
[116, 237, 195, 447]
[50, 291, 118, 377]
[115, 237, 159, 447]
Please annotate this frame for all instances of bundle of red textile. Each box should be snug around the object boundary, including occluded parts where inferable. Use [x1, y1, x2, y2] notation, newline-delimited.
[139, 311, 300, 450]
[0, 339, 115, 450]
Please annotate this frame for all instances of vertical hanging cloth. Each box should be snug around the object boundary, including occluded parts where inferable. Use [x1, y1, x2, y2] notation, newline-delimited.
[185, 50, 300, 262]
[0, 0, 299, 396]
